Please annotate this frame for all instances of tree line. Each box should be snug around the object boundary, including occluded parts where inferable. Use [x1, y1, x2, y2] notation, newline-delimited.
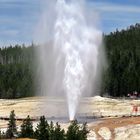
[0, 110, 89, 140]
[0, 45, 35, 98]
[0, 23, 140, 98]
[103, 23, 140, 97]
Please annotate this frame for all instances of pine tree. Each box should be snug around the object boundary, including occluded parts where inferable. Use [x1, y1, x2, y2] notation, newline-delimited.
[0, 129, 2, 139]
[66, 120, 89, 140]
[53, 122, 65, 140]
[20, 115, 34, 138]
[0, 130, 6, 139]
[49, 121, 55, 140]
[66, 120, 80, 140]
[35, 116, 49, 140]
[78, 123, 89, 140]
[6, 110, 17, 138]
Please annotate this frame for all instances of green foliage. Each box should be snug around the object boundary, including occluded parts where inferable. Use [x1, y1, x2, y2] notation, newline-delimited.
[20, 115, 34, 138]
[66, 120, 89, 140]
[0, 45, 35, 99]
[51, 122, 66, 140]
[67, 120, 79, 140]
[35, 116, 66, 140]
[6, 110, 17, 138]
[0, 129, 6, 139]
[0, 129, 1, 139]
[49, 121, 55, 140]
[3, 111, 89, 140]
[103, 23, 140, 96]
[79, 123, 89, 140]
[0, 23, 140, 98]
[35, 116, 50, 140]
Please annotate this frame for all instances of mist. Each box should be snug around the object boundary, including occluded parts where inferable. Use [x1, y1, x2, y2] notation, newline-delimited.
[34, 0, 106, 120]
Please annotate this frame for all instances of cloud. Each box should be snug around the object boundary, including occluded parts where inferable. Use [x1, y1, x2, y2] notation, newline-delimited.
[0, 0, 140, 46]
[87, 1, 140, 33]
[0, 0, 40, 46]
[0, 29, 19, 36]
[92, 2, 140, 13]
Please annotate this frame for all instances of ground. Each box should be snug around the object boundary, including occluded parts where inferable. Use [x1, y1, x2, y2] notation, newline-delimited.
[89, 116, 140, 139]
[0, 96, 140, 139]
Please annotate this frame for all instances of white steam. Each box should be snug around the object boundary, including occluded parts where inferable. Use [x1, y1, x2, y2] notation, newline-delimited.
[34, 0, 103, 121]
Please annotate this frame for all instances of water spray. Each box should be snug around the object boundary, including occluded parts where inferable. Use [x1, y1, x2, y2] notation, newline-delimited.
[35, 0, 103, 121]
[54, 0, 102, 120]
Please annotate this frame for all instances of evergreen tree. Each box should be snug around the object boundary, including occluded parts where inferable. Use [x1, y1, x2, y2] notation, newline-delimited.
[103, 23, 140, 97]
[0, 129, 2, 139]
[20, 115, 34, 138]
[0, 23, 140, 98]
[0, 45, 35, 99]
[66, 120, 89, 140]
[6, 110, 17, 138]
[53, 122, 65, 140]
[0, 129, 5, 139]
[78, 123, 89, 140]
[49, 121, 54, 140]
[35, 116, 49, 140]
[66, 120, 80, 140]
[2, 132, 6, 139]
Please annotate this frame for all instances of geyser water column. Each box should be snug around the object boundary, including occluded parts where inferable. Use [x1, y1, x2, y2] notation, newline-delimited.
[54, 0, 102, 121]
[35, 0, 103, 121]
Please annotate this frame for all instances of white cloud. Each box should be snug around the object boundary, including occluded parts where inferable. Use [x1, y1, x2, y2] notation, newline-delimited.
[0, 0, 139, 46]
[0, 29, 19, 36]
[91, 2, 140, 13]
[0, 0, 40, 46]
[87, 1, 140, 33]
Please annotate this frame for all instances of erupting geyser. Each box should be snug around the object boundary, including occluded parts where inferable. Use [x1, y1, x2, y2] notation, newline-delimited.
[35, 0, 103, 121]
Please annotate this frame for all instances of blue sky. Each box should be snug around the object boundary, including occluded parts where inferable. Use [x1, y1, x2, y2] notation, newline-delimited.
[0, 0, 140, 46]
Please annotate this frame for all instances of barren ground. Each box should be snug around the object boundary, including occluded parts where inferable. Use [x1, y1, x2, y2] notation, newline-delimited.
[0, 96, 140, 139]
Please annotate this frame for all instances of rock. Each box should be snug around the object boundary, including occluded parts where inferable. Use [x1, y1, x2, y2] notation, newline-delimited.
[93, 96, 105, 101]
[87, 130, 97, 140]
[114, 124, 140, 140]
[98, 127, 111, 140]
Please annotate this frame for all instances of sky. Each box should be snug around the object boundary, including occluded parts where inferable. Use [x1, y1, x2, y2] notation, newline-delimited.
[0, 0, 140, 47]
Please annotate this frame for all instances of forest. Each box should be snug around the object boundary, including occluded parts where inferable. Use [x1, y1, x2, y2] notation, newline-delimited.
[0, 45, 35, 98]
[104, 23, 140, 97]
[0, 23, 140, 98]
